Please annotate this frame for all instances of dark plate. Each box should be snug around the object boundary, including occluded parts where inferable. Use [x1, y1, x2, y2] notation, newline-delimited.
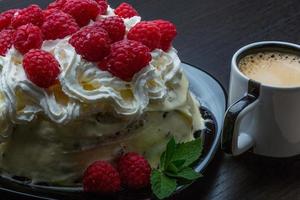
[0, 63, 226, 200]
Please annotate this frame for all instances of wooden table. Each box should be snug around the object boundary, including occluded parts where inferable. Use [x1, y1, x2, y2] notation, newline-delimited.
[1, 0, 300, 199]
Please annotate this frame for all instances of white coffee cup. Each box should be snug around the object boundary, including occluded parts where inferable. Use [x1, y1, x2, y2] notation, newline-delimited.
[221, 41, 300, 157]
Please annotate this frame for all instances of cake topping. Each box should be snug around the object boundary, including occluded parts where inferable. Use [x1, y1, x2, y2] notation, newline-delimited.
[0, 9, 19, 31]
[0, 29, 14, 56]
[42, 11, 79, 40]
[69, 26, 111, 62]
[93, 16, 126, 43]
[13, 24, 43, 54]
[23, 49, 61, 88]
[62, 0, 100, 27]
[152, 20, 177, 51]
[118, 152, 151, 189]
[47, 0, 67, 10]
[94, 0, 108, 15]
[0, 1, 180, 126]
[98, 39, 151, 81]
[42, 8, 60, 19]
[114, 3, 139, 19]
[127, 21, 161, 51]
[83, 161, 121, 193]
[11, 4, 44, 28]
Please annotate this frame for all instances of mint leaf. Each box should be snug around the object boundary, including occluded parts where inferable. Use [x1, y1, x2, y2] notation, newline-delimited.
[166, 159, 185, 173]
[167, 162, 179, 174]
[166, 167, 202, 181]
[171, 138, 203, 169]
[151, 138, 204, 199]
[160, 151, 166, 169]
[171, 159, 185, 169]
[151, 169, 177, 200]
[162, 137, 177, 170]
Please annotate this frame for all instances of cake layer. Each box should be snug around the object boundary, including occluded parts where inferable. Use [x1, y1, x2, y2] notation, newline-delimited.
[0, 92, 203, 185]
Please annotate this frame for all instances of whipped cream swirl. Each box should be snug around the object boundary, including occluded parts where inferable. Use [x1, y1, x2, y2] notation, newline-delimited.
[0, 14, 182, 135]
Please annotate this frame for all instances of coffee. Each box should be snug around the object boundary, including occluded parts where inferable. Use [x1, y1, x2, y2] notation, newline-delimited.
[239, 52, 300, 87]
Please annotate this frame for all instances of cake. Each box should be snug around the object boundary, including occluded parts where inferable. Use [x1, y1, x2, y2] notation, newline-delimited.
[0, 0, 205, 187]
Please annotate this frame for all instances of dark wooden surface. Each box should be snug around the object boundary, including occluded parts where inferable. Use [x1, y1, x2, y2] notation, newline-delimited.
[1, 0, 300, 200]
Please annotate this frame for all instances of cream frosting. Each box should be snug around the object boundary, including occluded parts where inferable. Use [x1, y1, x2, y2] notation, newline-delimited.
[0, 15, 182, 138]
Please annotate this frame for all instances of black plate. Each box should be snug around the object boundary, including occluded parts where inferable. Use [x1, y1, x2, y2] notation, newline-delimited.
[0, 63, 227, 200]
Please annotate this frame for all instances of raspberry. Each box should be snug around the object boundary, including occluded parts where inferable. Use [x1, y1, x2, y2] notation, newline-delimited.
[23, 49, 60, 88]
[42, 11, 79, 40]
[93, 16, 125, 42]
[11, 4, 44, 28]
[62, 0, 100, 27]
[83, 161, 121, 193]
[114, 3, 139, 19]
[118, 152, 151, 189]
[43, 8, 60, 19]
[0, 9, 19, 31]
[127, 21, 161, 51]
[152, 20, 177, 51]
[94, 0, 108, 15]
[69, 26, 110, 62]
[47, 0, 67, 10]
[98, 40, 151, 81]
[13, 24, 43, 54]
[0, 29, 14, 56]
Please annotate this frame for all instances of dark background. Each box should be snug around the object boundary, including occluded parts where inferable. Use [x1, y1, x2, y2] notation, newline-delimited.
[1, 0, 300, 199]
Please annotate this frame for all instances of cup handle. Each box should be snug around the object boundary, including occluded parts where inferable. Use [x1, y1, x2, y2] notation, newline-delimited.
[222, 80, 260, 155]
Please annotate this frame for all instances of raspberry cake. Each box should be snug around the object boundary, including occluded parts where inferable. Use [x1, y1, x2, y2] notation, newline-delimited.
[0, 0, 204, 187]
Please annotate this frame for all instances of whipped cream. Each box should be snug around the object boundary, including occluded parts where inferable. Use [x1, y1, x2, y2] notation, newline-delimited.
[97, 6, 142, 32]
[0, 15, 183, 137]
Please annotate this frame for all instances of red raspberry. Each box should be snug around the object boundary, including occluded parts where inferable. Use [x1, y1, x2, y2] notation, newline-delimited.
[83, 161, 121, 193]
[47, 0, 67, 10]
[152, 20, 177, 51]
[0, 29, 14, 56]
[127, 21, 161, 51]
[23, 49, 60, 88]
[98, 40, 151, 81]
[93, 16, 125, 42]
[0, 9, 19, 31]
[94, 0, 108, 15]
[43, 8, 60, 19]
[118, 152, 151, 189]
[114, 3, 139, 19]
[62, 0, 100, 27]
[11, 5, 44, 28]
[69, 26, 110, 62]
[13, 24, 43, 55]
[42, 11, 79, 40]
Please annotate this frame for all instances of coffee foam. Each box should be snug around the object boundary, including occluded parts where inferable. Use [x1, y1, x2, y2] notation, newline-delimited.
[239, 52, 300, 87]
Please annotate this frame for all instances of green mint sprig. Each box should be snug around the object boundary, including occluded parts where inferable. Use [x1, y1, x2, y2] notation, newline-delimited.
[151, 137, 203, 199]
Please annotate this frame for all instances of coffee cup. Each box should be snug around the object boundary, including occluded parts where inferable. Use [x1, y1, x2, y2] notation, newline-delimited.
[222, 41, 300, 157]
